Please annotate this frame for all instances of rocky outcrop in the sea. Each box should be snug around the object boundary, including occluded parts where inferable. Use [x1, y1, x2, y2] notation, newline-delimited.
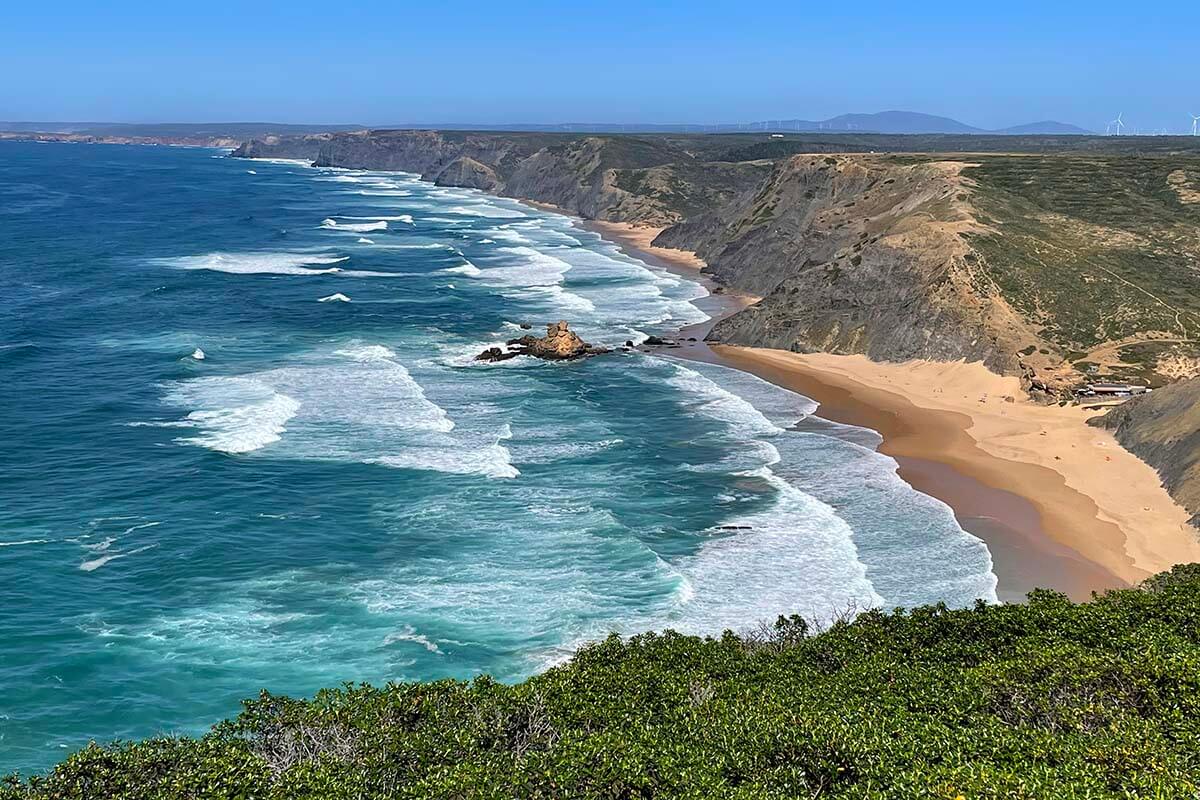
[476, 321, 609, 362]
[1090, 377, 1200, 527]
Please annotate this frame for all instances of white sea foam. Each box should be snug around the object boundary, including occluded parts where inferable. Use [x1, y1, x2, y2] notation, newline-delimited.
[485, 228, 532, 244]
[665, 362, 790, 437]
[665, 360, 817, 431]
[474, 247, 597, 313]
[357, 237, 374, 244]
[321, 218, 388, 232]
[342, 214, 414, 223]
[509, 284, 596, 313]
[478, 246, 570, 287]
[153, 251, 406, 279]
[373, 441, 518, 479]
[79, 544, 157, 572]
[669, 360, 998, 608]
[318, 293, 351, 303]
[159, 344, 518, 479]
[0, 539, 50, 547]
[371, 242, 454, 251]
[507, 437, 623, 465]
[164, 376, 301, 454]
[352, 189, 414, 197]
[382, 625, 443, 654]
[246, 169, 257, 175]
[155, 251, 349, 276]
[191, 348, 206, 360]
[248, 157, 313, 166]
[660, 467, 884, 632]
[446, 204, 526, 219]
[631, 362, 885, 627]
[82, 536, 116, 552]
[441, 261, 482, 276]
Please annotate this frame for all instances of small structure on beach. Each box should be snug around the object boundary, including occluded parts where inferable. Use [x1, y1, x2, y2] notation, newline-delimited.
[1080, 382, 1150, 398]
[1076, 381, 1151, 406]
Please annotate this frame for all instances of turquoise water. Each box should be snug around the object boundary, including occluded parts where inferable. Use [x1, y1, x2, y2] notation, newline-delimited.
[0, 142, 996, 773]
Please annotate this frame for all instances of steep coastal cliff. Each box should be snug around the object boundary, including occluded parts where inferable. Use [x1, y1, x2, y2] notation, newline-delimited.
[233, 131, 1200, 394]
[662, 156, 1038, 376]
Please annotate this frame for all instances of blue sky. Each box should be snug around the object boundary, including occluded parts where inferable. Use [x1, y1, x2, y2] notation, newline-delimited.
[2, 1, 1196, 133]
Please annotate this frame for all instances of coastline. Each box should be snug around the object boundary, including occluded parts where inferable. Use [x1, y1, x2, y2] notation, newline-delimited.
[557, 213, 1200, 602]
[516, 202, 760, 324]
[711, 349, 1200, 600]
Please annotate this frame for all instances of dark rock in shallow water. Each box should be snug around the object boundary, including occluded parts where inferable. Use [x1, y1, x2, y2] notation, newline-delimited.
[644, 335, 671, 346]
[475, 346, 518, 363]
[476, 321, 609, 362]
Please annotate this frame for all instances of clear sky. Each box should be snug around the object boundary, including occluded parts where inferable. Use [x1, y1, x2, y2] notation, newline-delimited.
[2, 1, 1196, 133]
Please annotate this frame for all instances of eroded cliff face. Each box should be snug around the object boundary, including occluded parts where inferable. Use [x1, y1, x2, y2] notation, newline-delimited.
[1092, 377, 1200, 527]
[665, 155, 1048, 377]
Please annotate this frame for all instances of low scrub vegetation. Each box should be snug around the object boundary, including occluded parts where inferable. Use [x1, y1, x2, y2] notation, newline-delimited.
[6, 565, 1200, 798]
[966, 154, 1200, 384]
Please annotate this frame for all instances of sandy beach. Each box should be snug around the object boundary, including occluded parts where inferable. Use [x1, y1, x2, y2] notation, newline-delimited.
[566, 215, 1200, 601]
[713, 348, 1200, 599]
[582, 220, 708, 272]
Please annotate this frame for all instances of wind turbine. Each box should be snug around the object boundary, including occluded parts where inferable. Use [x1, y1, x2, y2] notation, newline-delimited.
[1191, 114, 1200, 136]
[1108, 112, 1124, 136]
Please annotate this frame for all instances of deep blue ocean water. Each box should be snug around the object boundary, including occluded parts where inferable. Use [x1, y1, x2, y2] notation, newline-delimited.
[0, 142, 996, 773]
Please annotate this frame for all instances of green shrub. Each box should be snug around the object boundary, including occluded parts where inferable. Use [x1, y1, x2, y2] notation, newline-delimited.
[6, 565, 1200, 798]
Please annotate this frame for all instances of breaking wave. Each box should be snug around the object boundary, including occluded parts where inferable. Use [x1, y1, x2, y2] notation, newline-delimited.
[155, 251, 349, 276]
[321, 218, 388, 232]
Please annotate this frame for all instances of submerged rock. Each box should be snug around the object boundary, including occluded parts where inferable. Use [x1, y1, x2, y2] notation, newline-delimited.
[476, 321, 609, 362]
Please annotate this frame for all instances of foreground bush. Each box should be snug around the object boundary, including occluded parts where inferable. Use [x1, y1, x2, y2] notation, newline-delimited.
[6, 565, 1200, 799]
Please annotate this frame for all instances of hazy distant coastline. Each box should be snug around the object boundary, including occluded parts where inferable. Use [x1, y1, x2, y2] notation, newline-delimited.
[0, 109, 1097, 146]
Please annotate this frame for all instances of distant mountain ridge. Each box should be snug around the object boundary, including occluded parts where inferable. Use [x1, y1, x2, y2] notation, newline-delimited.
[746, 111, 1092, 135]
[379, 111, 1093, 135]
[0, 113, 1093, 138]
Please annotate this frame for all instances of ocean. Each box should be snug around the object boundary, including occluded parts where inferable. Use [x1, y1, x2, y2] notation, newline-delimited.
[0, 141, 996, 773]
